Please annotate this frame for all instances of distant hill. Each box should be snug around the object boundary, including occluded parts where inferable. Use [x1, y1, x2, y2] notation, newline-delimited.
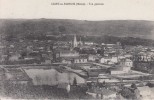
[0, 19, 154, 40]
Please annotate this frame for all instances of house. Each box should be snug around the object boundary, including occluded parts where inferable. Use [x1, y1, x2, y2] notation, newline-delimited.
[59, 50, 79, 58]
[74, 57, 88, 63]
[55, 50, 79, 61]
[61, 57, 73, 64]
[100, 57, 111, 64]
[27, 52, 42, 61]
[84, 42, 95, 46]
[118, 55, 125, 60]
[61, 56, 88, 64]
[120, 59, 133, 67]
[88, 54, 99, 62]
[101, 43, 105, 46]
[86, 87, 117, 99]
[9, 53, 20, 61]
[100, 56, 118, 64]
[106, 44, 116, 47]
[125, 59, 133, 67]
[44, 59, 51, 64]
[124, 54, 133, 59]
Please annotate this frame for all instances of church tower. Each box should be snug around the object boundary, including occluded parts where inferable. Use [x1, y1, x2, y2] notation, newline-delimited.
[73, 35, 78, 48]
[79, 36, 83, 46]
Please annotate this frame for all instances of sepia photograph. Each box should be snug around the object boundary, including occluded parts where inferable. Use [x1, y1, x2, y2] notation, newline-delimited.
[0, 0, 154, 99]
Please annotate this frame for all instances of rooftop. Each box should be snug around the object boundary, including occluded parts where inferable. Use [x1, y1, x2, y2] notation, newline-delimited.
[112, 70, 151, 79]
[5, 68, 32, 81]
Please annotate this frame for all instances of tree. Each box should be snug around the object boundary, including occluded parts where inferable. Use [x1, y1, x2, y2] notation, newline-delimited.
[106, 69, 111, 74]
[120, 87, 136, 99]
[73, 77, 77, 86]
[58, 26, 66, 34]
[97, 49, 104, 56]
[146, 82, 154, 87]
[131, 83, 137, 90]
[20, 51, 27, 59]
[102, 81, 106, 87]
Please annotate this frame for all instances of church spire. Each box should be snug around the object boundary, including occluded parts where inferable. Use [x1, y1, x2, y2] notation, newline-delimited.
[73, 34, 78, 48]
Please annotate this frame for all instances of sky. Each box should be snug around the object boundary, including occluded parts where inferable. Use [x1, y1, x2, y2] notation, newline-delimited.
[0, 0, 154, 20]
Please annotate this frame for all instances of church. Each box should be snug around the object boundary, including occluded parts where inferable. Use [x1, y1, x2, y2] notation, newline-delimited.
[72, 35, 83, 48]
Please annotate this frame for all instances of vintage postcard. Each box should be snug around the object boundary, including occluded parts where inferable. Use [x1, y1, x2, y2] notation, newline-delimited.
[0, 0, 154, 99]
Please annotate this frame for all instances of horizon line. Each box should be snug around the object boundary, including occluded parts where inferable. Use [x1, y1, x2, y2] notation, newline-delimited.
[0, 18, 154, 21]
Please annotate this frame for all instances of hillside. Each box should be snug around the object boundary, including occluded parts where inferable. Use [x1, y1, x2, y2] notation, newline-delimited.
[0, 19, 154, 40]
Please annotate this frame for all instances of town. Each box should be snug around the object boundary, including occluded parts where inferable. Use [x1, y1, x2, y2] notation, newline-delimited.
[0, 32, 154, 99]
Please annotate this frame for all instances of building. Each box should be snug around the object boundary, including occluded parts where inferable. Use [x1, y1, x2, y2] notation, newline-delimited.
[124, 54, 133, 59]
[61, 57, 73, 64]
[9, 53, 20, 61]
[120, 59, 133, 67]
[74, 57, 88, 63]
[43, 59, 51, 64]
[61, 56, 88, 64]
[73, 35, 78, 48]
[84, 42, 95, 46]
[100, 56, 118, 64]
[88, 54, 99, 62]
[59, 50, 79, 58]
[133, 55, 154, 73]
[4, 68, 32, 85]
